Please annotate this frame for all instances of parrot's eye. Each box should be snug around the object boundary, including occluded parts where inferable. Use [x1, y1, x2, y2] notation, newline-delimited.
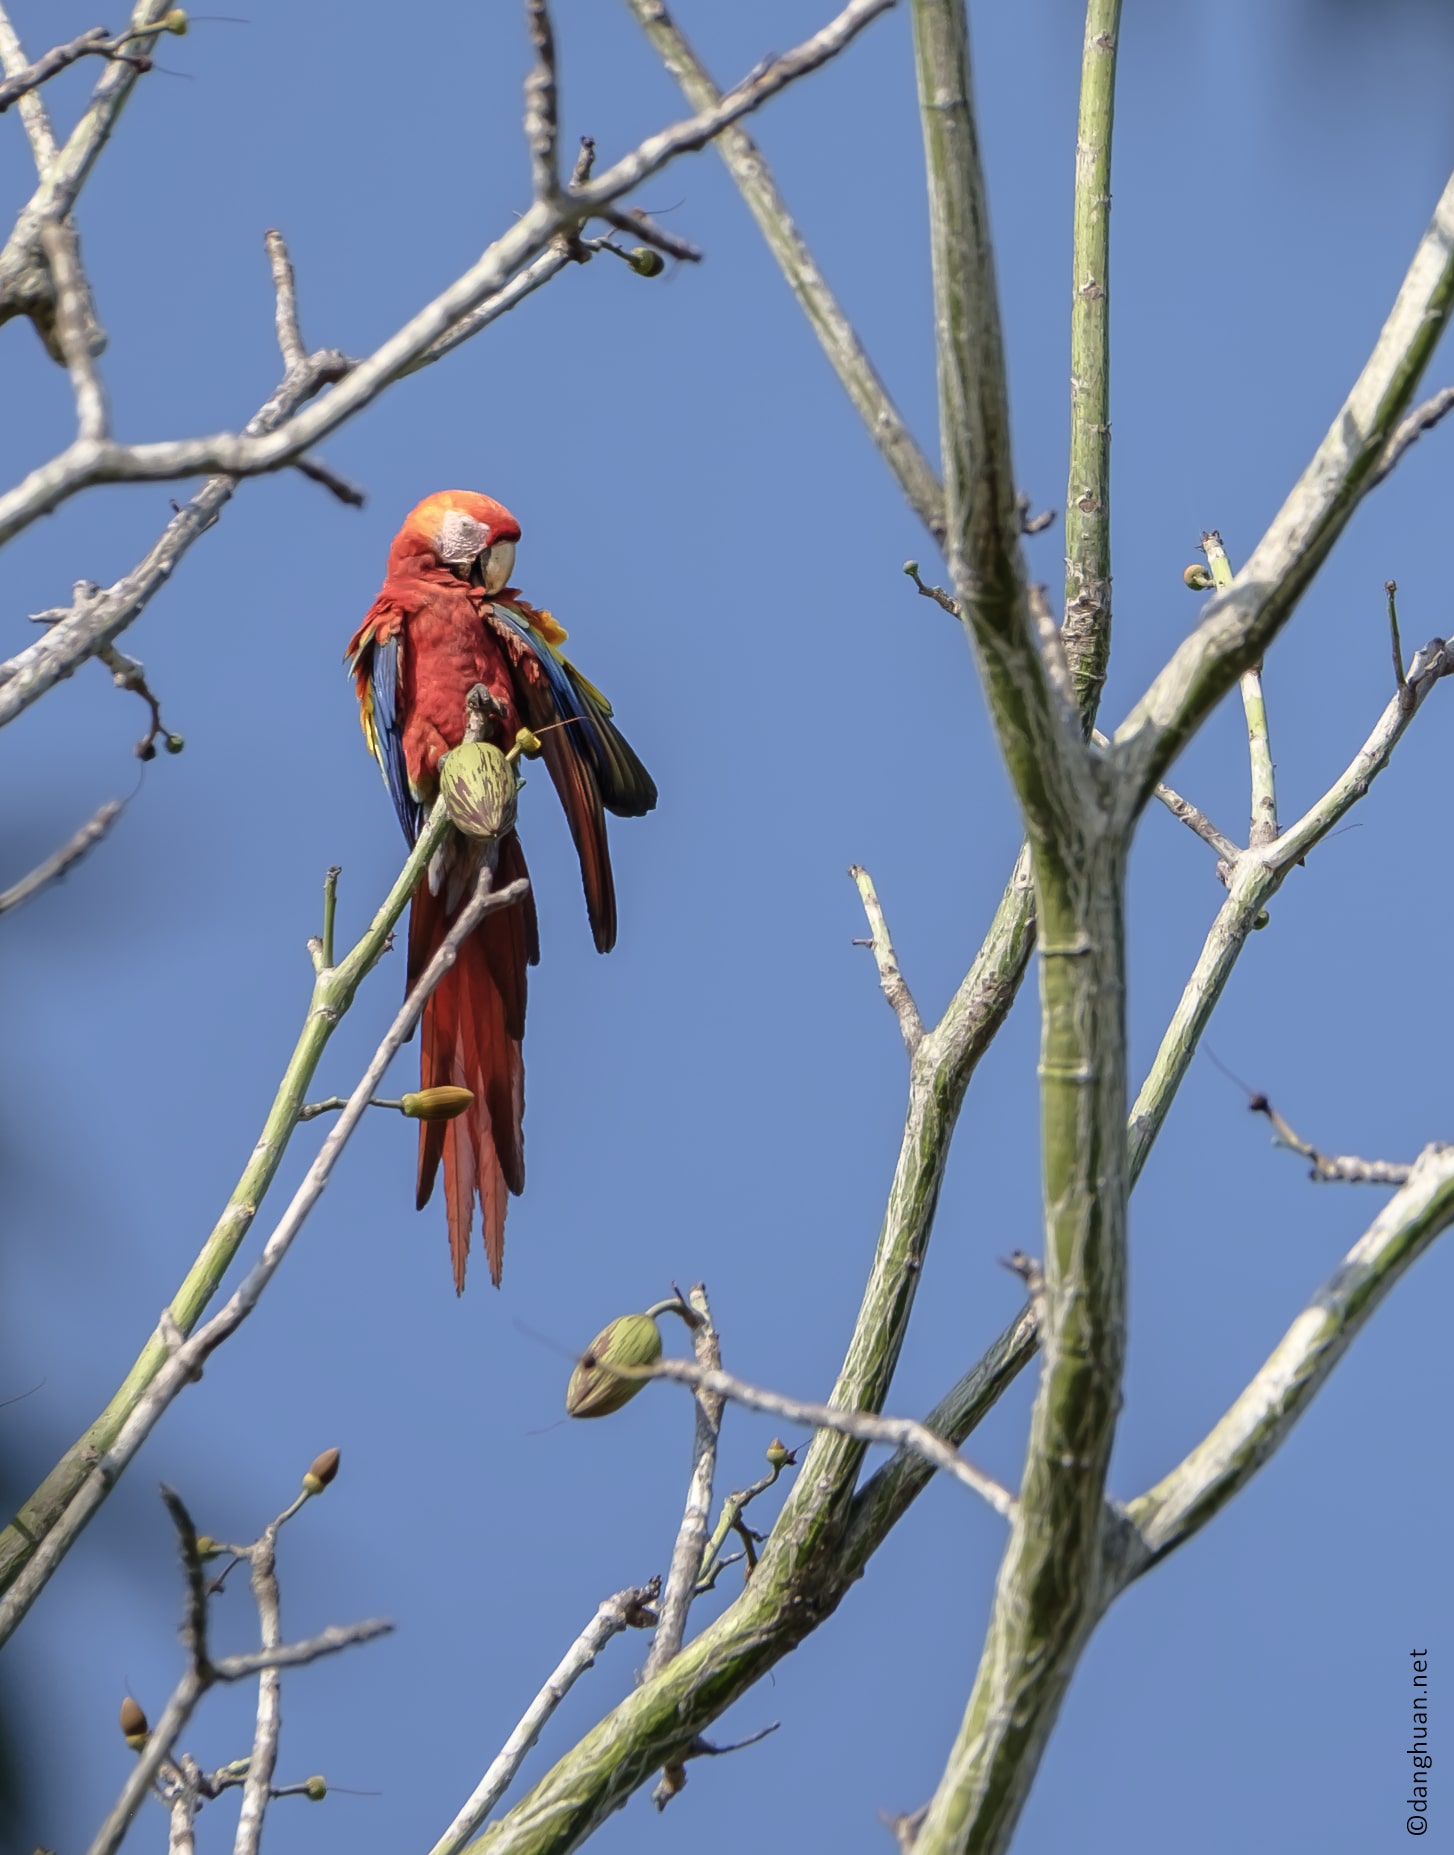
[479, 538, 516, 595]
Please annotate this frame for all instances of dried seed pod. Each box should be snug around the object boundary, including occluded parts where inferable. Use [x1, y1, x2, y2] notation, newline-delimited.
[119, 1696, 148, 1748]
[440, 740, 517, 840]
[566, 1314, 663, 1419]
[400, 1086, 475, 1122]
[303, 1447, 341, 1495]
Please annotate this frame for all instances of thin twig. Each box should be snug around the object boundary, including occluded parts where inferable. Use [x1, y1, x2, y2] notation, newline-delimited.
[0, 25, 110, 112]
[642, 1285, 722, 1679]
[0, 797, 124, 916]
[264, 226, 305, 370]
[1385, 579, 1412, 709]
[234, 1530, 282, 1855]
[428, 1580, 660, 1855]
[849, 866, 923, 1052]
[1249, 1093, 1411, 1186]
[1203, 530, 1278, 846]
[1092, 729, 1240, 869]
[39, 218, 107, 438]
[523, 0, 560, 202]
[292, 453, 366, 506]
[639, 1354, 1016, 1520]
[1369, 383, 1454, 486]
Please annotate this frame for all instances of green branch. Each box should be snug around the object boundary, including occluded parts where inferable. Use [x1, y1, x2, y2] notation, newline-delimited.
[0, 800, 453, 1611]
[1062, 0, 1121, 725]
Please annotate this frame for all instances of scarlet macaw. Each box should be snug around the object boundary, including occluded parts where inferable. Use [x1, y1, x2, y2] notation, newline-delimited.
[346, 491, 656, 1291]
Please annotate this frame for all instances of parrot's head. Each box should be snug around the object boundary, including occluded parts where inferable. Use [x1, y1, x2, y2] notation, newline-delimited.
[388, 490, 522, 595]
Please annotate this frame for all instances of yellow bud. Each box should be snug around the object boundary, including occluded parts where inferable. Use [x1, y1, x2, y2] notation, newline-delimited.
[119, 1696, 148, 1749]
[302, 1446, 340, 1495]
[304, 1776, 328, 1802]
[566, 1314, 662, 1419]
[765, 1438, 792, 1469]
[1183, 565, 1214, 591]
[400, 1086, 475, 1123]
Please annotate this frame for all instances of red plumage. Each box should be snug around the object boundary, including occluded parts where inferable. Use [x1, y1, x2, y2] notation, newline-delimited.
[346, 491, 655, 1291]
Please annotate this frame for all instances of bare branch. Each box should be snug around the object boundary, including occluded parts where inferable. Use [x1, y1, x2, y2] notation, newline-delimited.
[523, 0, 560, 202]
[643, 1285, 723, 1679]
[0, 25, 110, 114]
[1369, 383, 1454, 486]
[292, 453, 366, 507]
[1201, 530, 1278, 845]
[1124, 1142, 1454, 1573]
[0, 0, 895, 549]
[641, 1354, 1017, 1520]
[849, 865, 923, 1053]
[1249, 1093, 1411, 1186]
[38, 218, 107, 437]
[0, 797, 124, 917]
[428, 1581, 660, 1855]
[264, 226, 306, 371]
[626, 0, 944, 540]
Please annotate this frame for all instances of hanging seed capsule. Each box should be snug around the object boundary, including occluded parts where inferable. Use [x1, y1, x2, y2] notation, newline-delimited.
[304, 1776, 328, 1802]
[400, 1087, 475, 1122]
[566, 1314, 663, 1419]
[440, 740, 518, 840]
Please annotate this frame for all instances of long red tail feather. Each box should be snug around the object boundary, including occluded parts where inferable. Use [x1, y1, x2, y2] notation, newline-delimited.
[410, 834, 535, 1291]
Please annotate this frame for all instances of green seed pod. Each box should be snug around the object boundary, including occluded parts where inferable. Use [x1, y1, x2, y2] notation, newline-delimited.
[628, 246, 665, 278]
[304, 1776, 328, 1802]
[194, 1534, 223, 1560]
[302, 1447, 340, 1495]
[400, 1086, 475, 1122]
[566, 1314, 662, 1419]
[440, 740, 518, 840]
[163, 7, 189, 31]
[1183, 565, 1214, 592]
[119, 1696, 148, 1749]
[165, 733, 185, 754]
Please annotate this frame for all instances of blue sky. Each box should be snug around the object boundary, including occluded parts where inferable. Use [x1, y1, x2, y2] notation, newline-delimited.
[2, 2, 1452, 1851]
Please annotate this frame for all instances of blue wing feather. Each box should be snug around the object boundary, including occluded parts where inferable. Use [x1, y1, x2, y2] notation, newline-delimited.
[370, 634, 424, 845]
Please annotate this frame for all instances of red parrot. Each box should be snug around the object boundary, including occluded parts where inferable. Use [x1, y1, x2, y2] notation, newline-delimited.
[346, 491, 656, 1291]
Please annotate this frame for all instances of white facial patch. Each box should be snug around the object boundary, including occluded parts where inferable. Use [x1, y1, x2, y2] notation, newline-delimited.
[436, 509, 491, 565]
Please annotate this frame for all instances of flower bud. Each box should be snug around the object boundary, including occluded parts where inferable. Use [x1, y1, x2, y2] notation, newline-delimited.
[164, 732, 185, 754]
[440, 740, 518, 840]
[194, 1535, 223, 1560]
[400, 1086, 475, 1122]
[304, 1776, 328, 1802]
[163, 7, 189, 31]
[566, 1314, 662, 1419]
[512, 726, 543, 760]
[765, 1438, 792, 1470]
[1183, 564, 1214, 591]
[628, 246, 665, 278]
[302, 1447, 340, 1495]
[119, 1696, 148, 1749]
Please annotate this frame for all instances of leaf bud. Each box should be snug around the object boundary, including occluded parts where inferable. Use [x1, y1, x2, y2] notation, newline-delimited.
[302, 1446, 340, 1495]
[566, 1314, 662, 1419]
[400, 1086, 475, 1122]
[628, 246, 665, 278]
[119, 1696, 148, 1748]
